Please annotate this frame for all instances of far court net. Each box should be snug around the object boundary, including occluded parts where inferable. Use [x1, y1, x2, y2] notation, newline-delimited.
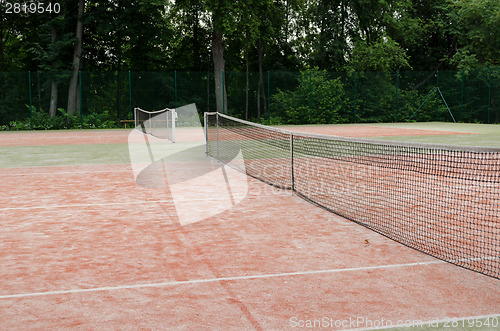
[134, 107, 177, 142]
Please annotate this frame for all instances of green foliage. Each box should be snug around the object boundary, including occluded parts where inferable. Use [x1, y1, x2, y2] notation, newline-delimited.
[0, 106, 120, 131]
[355, 72, 399, 122]
[84, 0, 172, 71]
[1, 0, 499, 128]
[271, 69, 346, 124]
[446, 0, 500, 69]
[349, 38, 412, 72]
[255, 116, 285, 126]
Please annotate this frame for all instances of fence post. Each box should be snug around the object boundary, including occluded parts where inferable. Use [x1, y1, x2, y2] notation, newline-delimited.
[207, 69, 210, 113]
[267, 70, 270, 123]
[395, 71, 399, 122]
[222, 70, 225, 114]
[79, 71, 83, 128]
[28, 71, 33, 130]
[460, 70, 464, 122]
[174, 70, 177, 109]
[353, 71, 357, 123]
[435, 70, 439, 121]
[309, 70, 312, 124]
[128, 71, 132, 120]
[488, 67, 492, 124]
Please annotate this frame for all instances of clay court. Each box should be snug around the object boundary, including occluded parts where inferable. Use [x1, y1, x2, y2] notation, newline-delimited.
[0, 122, 499, 330]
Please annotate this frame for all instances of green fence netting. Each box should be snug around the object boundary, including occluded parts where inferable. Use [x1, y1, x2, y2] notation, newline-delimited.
[0, 68, 498, 130]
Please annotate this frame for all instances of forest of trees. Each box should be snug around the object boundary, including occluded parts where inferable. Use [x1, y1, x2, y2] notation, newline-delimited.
[0, 0, 498, 128]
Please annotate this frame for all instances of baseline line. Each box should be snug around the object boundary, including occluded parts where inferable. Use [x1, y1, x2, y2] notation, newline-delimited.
[0, 260, 444, 300]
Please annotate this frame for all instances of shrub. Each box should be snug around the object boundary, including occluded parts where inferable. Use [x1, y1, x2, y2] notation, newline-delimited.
[0, 106, 120, 131]
[271, 69, 347, 124]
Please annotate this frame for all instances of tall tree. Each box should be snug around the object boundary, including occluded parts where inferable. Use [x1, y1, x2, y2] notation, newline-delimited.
[445, 0, 500, 122]
[169, 0, 210, 70]
[49, 26, 58, 117]
[402, 0, 454, 71]
[67, 0, 85, 116]
[30, 12, 74, 117]
[0, 2, 33, 70]
[205, 0, 237, 113]
[305, 0, 352, 69]
[446, 0, 500, 69]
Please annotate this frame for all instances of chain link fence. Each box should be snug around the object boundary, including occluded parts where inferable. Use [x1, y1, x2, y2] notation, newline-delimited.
[0, 68, 498, 130]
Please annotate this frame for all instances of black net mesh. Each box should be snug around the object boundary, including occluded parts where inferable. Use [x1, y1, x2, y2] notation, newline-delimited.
[134, 107, 175, 141]
[206, 112, 291, 189]
[206, 112, 500, 279]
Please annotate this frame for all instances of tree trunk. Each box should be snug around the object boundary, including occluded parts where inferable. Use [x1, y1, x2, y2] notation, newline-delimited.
[49, 26, 58, 118]
[49, 79, 58, 118]
[212, 29, 227, 113]
[67, 0, 84, 116]
[257, 39, 267, 119]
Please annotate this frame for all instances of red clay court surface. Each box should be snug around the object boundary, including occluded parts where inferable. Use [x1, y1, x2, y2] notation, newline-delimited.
[0, 125, 474, 146]
[0, 125, 498, 330]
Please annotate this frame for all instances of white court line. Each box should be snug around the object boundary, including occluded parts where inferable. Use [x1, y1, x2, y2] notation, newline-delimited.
[0, 169, 132, 176]
[0, 260, 444, 300]
[0, 194, 291, 212]
[0, 164, 243, 177]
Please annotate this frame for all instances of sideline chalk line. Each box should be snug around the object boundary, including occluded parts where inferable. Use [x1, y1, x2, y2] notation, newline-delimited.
[0, 260, 444, 300]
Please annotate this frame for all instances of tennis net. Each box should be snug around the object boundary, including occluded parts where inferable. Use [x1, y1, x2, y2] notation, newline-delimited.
[205, 112, 500, 279]
[134, 107, 176, 142]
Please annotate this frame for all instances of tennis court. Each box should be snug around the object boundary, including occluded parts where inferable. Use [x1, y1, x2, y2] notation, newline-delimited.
[0, 121, 499, 330]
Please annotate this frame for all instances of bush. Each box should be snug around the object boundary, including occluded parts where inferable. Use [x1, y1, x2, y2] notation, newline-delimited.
[271, 69, 347, 124]
[255, 116, 285, 125]
[0, 106, 120, 131]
